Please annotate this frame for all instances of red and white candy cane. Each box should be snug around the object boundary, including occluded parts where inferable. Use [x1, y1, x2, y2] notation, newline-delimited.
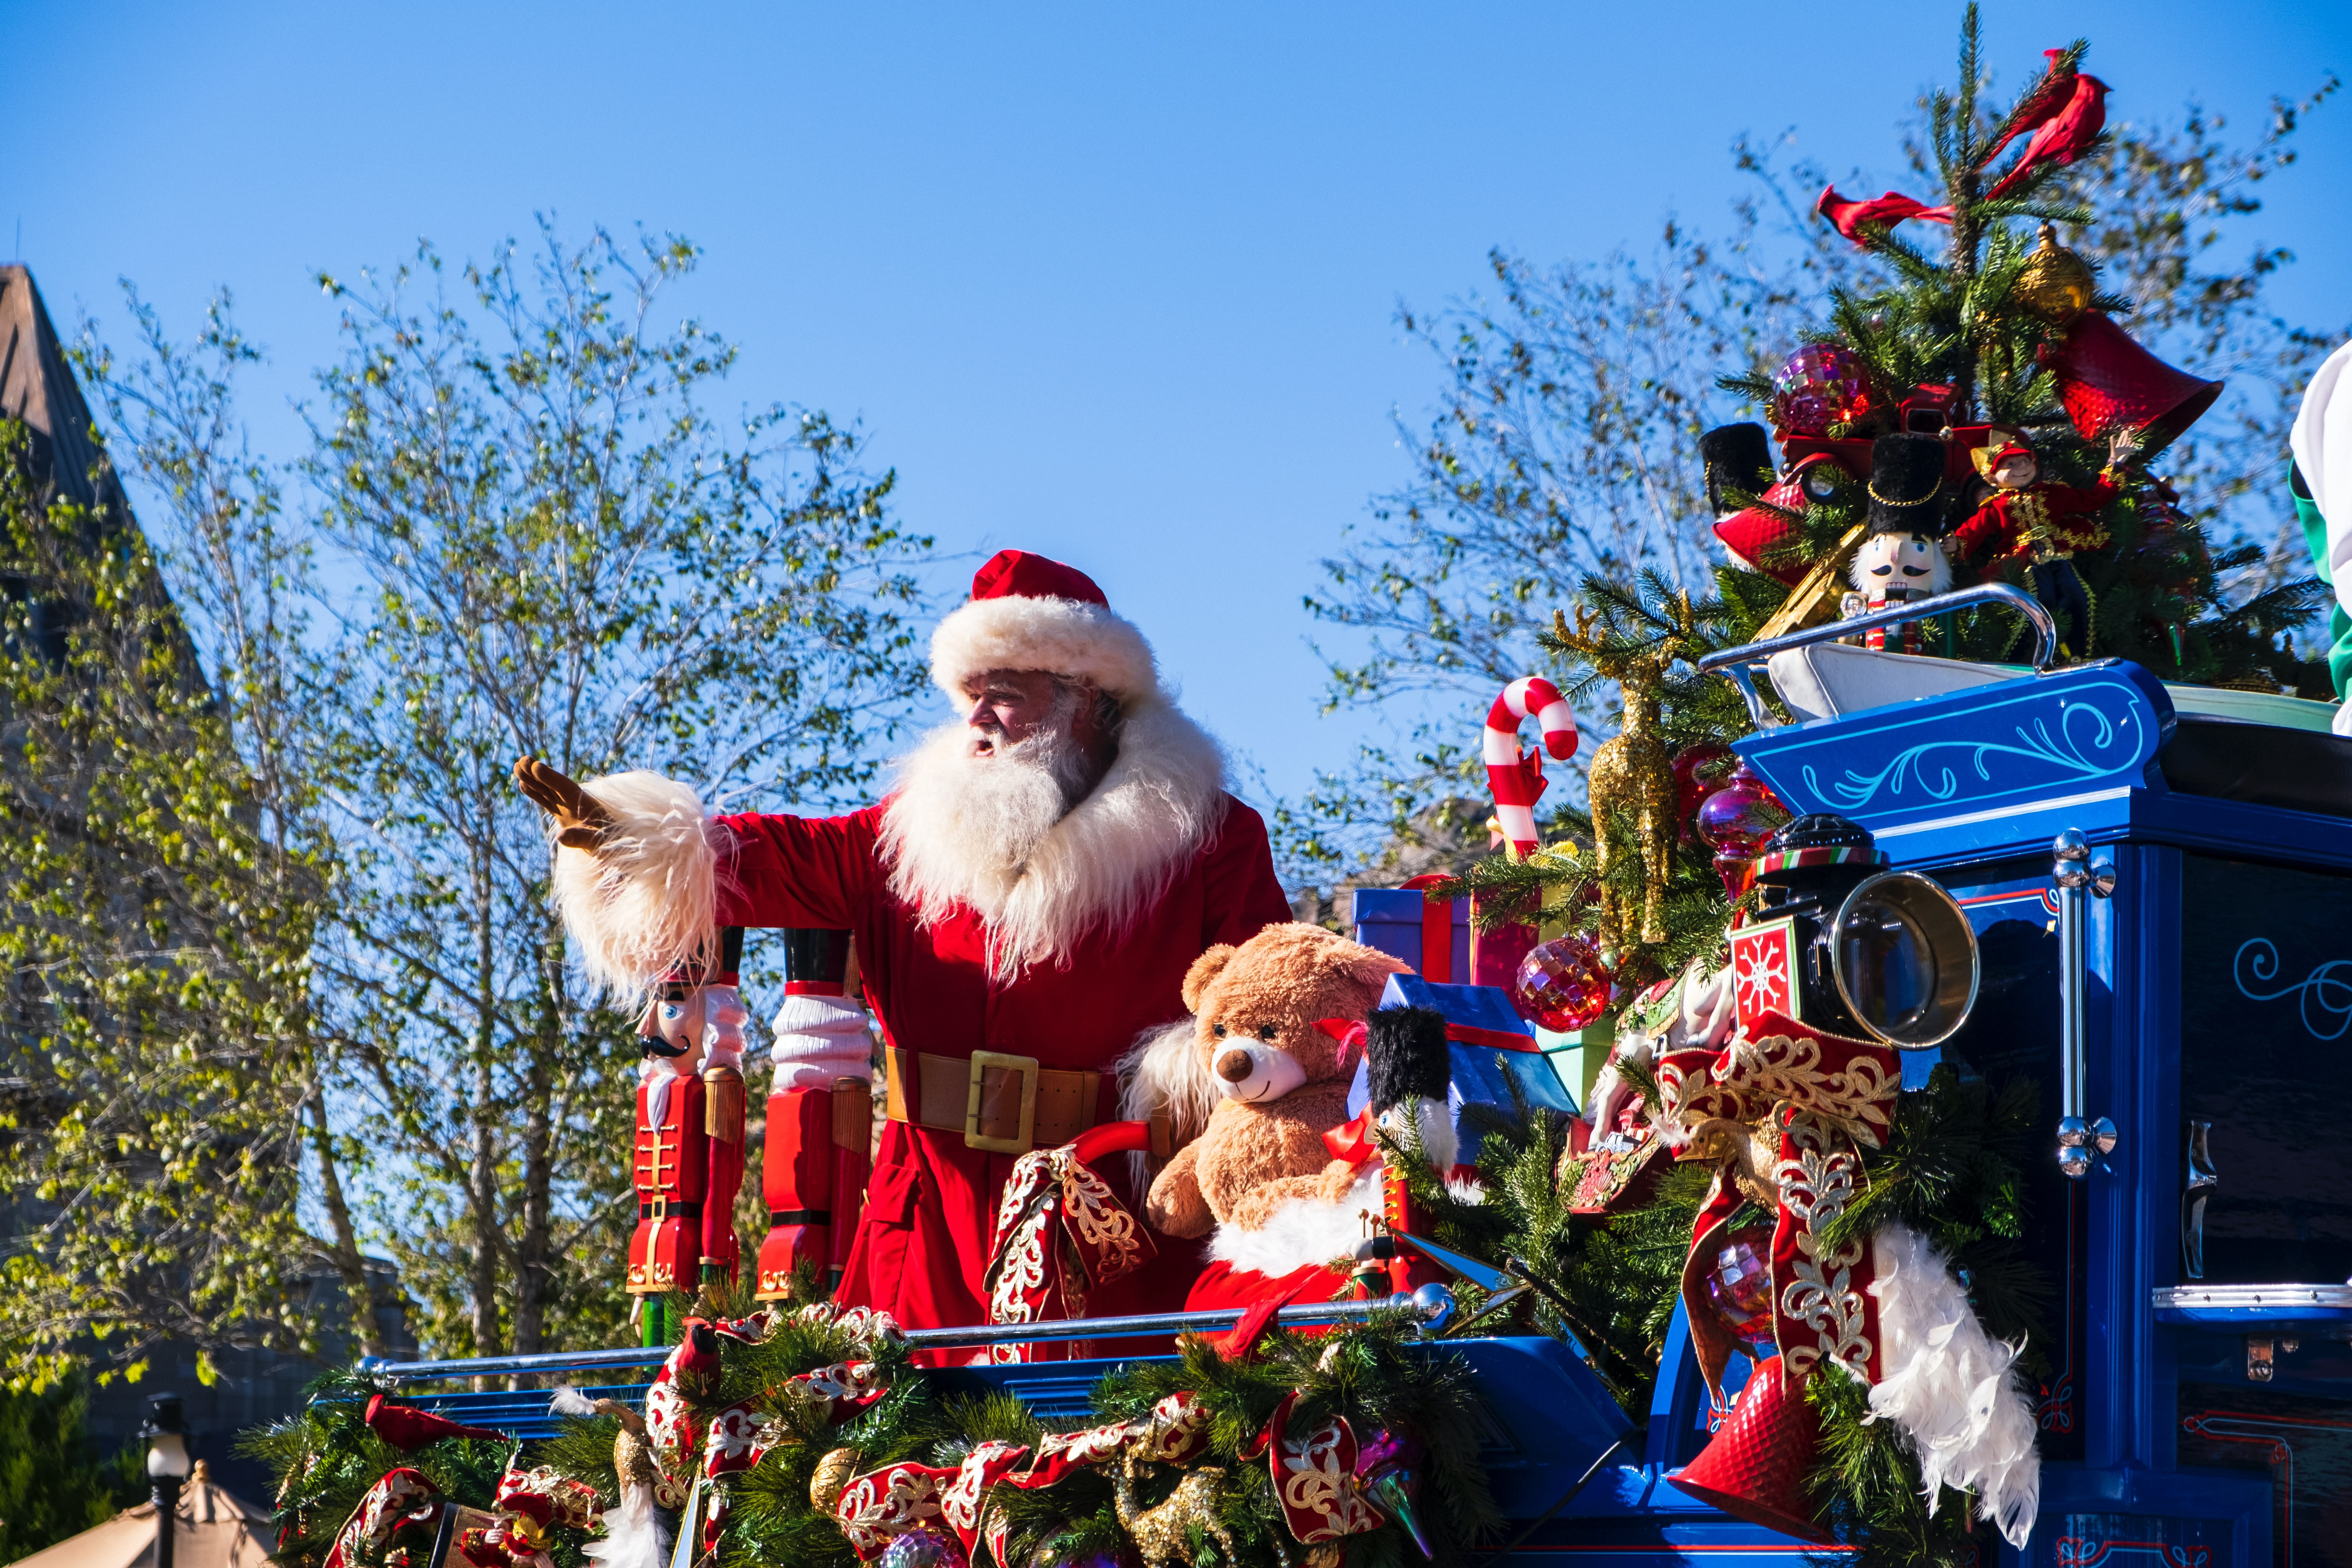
[1484, 676, 1579, 857]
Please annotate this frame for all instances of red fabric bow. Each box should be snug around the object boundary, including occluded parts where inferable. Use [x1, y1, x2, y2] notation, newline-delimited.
[1254, 1393, 1388, 1544]
[1322, 1106, 1381, 1168]
[1658, 1009, 1900, 1406]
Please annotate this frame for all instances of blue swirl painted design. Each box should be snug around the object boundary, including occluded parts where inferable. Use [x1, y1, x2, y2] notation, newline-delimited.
[2234, 938, 2352, 1042]
[1799, 697, 2128, 813]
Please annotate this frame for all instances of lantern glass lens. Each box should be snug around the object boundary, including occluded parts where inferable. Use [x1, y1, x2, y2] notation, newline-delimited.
[1830, 871, 1979, 1048]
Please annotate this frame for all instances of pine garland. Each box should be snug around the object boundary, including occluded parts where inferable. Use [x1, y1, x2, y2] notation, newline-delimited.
[250, 1296, 1502, 1568]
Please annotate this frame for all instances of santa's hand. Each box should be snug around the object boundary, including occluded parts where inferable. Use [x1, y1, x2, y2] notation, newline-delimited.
[2106, 427, 2144, 469]
[513, 756, 617, 850]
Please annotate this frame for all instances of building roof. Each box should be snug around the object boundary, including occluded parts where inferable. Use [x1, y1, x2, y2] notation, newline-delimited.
[10, 1464, 276, 1568]
[0, 265, 126, 517]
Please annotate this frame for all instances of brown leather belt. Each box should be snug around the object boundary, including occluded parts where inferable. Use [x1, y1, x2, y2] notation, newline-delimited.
[884, 1047, 1102, 1154]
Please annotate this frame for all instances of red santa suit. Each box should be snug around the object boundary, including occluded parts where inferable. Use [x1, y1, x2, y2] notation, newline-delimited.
[552, 551, 1291, 1334]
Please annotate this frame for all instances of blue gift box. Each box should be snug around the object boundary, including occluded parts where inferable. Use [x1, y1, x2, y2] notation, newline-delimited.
[1349, 887, 1471, 982]
[1343, 973, 1580, 1168]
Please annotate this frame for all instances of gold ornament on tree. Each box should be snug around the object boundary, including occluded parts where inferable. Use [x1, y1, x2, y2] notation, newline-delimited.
[1551, 601, 1684, 952]
[810, 1447, 860, 1513]
[2013, 223, 2094, 327]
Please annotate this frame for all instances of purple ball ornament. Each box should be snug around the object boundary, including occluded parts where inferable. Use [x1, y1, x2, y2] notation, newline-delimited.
[1027, 1548, 1132, 1568]
[1695, 762, 1788, 900]
[1701, 1223, 1778, 1351]
[1510, 935, 1615, 1033]
[878, 1530, 968, 1568]
[1770, 344, 1874, 438]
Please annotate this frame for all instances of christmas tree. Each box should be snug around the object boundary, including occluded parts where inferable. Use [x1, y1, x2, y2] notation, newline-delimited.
[1438, 5, 2331, 988]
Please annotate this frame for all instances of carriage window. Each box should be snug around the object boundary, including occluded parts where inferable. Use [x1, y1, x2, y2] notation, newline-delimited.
[2180, 856, 2352, 1285]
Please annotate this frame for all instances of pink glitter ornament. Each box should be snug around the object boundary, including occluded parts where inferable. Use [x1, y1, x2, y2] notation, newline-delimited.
[1702, 1223, 1777, 1348]
[1510, 935, 1614, 1032]
[1770, 345, 1873, 438]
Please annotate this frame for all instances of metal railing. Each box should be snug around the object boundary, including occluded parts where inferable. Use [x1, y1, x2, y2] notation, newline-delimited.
[1694, 581, 2058, 729]
[352, 1286, 1455, 1384]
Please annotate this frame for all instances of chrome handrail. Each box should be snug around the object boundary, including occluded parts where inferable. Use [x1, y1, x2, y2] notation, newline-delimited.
[353, 1288, 1455, 1384]
[1693, 582, 2059, 729]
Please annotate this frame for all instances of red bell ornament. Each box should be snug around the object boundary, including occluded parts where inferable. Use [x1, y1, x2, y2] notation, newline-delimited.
[1510, 935, 1614, 1032]
[2040, 309, 2221, 461]
[1672, 1356, 1834, 1544]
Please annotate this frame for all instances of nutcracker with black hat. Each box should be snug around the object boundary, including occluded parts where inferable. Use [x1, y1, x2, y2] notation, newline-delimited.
[1842, 432, 1954, 655]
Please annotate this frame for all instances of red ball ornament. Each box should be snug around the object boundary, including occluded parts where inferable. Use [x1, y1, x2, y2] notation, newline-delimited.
[1770, 345, 1873, 438]
[1702, 1223, 1777, 1348]
[1510, 935, 1614, 1032]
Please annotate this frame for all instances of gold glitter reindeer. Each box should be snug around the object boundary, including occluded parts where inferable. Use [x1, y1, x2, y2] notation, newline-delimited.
[1113, 1456, 1238, 1568]
[1552, 599, 1687, 951]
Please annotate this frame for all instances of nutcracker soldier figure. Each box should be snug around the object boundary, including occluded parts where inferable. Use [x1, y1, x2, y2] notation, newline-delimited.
[1840, 432, 1953, 654]
[627, 927, 750, 1341]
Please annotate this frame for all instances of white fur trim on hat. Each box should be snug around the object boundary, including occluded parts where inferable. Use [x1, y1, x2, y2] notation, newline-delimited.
[929, 594, 1159, 701]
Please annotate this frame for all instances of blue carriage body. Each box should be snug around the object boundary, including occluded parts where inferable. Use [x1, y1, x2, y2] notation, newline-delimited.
[369, 657, 2352, 1565]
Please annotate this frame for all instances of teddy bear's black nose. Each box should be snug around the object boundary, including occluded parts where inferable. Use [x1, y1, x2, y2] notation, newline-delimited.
[1214, 1047, 1255, 1082]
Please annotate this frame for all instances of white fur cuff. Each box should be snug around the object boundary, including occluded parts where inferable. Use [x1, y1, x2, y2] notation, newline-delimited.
[549, 770, 721, 1001]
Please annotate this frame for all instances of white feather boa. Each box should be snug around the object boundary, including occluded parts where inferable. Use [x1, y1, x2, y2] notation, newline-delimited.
[581, 1483, 665, 1568]
[1864, 1221, 2041, 1548]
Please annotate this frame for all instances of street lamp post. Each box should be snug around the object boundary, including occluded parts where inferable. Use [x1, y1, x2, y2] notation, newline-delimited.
[136, 1393, 192, 1568]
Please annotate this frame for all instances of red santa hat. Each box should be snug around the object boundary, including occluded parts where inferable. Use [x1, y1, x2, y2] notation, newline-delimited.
[929, 548, 1160, 704]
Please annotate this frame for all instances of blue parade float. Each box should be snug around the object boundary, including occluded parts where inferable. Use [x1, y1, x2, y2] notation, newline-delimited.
[359, 588, 2352, 1567]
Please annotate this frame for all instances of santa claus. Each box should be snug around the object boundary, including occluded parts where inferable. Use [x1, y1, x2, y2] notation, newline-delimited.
[514, 548, 1291, 1332]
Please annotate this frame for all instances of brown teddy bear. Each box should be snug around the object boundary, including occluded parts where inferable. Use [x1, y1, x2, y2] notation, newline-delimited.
[1135, 922, 1409, 1286]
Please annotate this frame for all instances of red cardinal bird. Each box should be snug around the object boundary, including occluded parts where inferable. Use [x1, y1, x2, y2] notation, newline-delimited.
[1985, 69, 2108, 199]
[1815, 187, 1955, 243]
[364, 1392, 509, 1449]
[1981, 50, 2079, 165]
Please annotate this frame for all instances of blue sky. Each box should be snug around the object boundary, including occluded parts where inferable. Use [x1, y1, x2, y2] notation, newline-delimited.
[8, 1, 2349, 811]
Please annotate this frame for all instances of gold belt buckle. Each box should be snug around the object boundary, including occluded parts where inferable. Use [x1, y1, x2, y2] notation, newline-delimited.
[965, 1050, 1039, 1154]
[645, 1196, 671, 1220]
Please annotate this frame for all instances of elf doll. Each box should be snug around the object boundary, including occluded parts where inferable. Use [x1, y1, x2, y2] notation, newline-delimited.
[1947, 426, 2137, 659]
[1844, 432, 1954, 654]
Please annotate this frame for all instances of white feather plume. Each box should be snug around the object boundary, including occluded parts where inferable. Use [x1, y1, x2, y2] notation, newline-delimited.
[1865, 1221, 2042, 1549]
[549, 771, 722, 1002]
[582, 1483, 665, 1568]
[548, 1386, 598, 1419]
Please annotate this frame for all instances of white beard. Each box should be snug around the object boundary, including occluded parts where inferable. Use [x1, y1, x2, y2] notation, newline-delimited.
[880, 697, 1228, 977]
